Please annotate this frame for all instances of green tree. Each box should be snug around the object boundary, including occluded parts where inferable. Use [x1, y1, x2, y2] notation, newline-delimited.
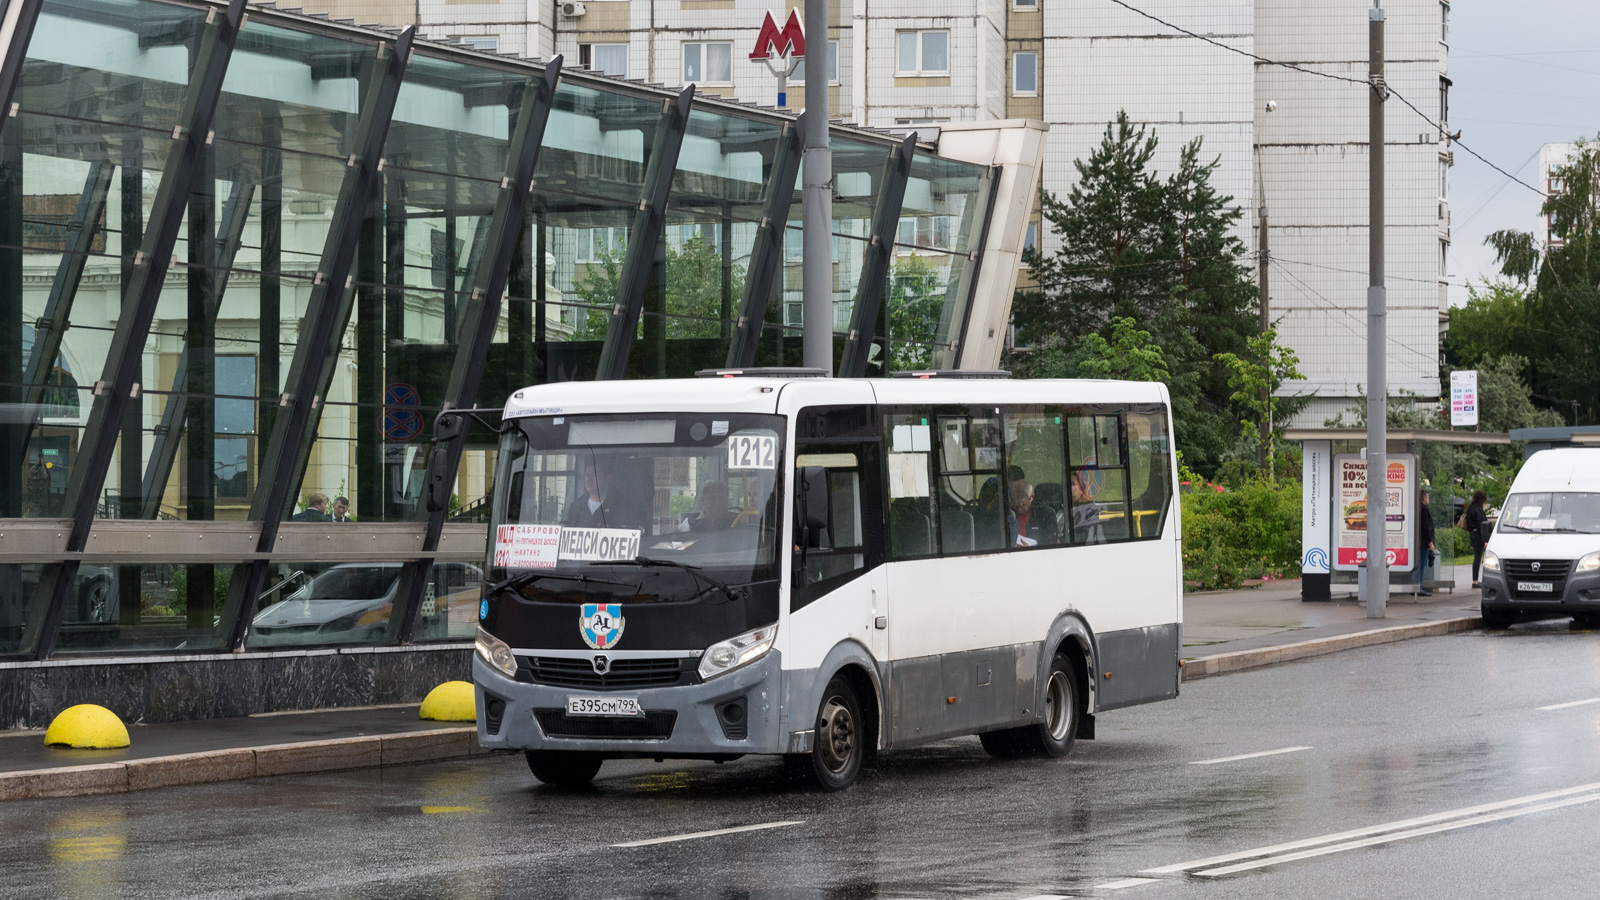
[1213, 328, 1305, 480]
[1078, 316, 1170, 382]
[1014, 111, 1170, 347]
[573, 232, 744, 340]
[1009, 111, 1261, 477]
[1479, 136, 1600, 423]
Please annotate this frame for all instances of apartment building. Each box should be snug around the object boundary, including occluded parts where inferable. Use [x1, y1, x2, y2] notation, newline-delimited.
[300, 0, 1451, 421]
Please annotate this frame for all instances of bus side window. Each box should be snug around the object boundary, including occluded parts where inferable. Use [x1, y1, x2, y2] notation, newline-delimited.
[885, 413, 936, 558]
[1004, 406, 1067, 548]
[1126, 408, 1172, 539]
[1065, 410, 1132, 544]
[795, 453, 868, 588]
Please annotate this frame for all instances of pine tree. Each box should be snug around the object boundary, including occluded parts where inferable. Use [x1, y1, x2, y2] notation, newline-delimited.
[1014, 111, 1170, 348]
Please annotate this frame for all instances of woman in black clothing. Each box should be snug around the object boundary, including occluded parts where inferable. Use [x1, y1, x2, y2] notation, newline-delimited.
[1466, 489, 1490, 587]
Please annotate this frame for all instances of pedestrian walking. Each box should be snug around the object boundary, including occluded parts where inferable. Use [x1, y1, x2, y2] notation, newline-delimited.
[1464, 490, 1489, 588]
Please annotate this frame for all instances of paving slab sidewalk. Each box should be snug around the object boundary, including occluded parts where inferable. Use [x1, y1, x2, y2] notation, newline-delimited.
[1, 570, 1486, 799]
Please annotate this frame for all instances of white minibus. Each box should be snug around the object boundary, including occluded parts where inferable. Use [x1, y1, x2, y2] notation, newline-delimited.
[1481, 447, 1600, 628]
[471, 370, 1182, 789]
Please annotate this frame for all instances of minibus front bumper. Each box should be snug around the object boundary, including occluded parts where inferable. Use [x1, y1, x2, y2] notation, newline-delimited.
[473, 650, 786, 756]
[1481, 564, 1600, 618]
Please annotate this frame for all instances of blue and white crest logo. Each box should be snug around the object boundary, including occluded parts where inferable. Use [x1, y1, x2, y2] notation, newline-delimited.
[580, 603, 625, 650]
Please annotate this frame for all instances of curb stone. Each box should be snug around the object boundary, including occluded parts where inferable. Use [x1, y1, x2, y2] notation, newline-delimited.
[1181, 616, 1481, 681]
[0, 726, 483, 802]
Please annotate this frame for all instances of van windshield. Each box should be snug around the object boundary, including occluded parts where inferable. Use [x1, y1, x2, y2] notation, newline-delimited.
[488, 413, 785, 597]
[1497, 492, 1600, 534]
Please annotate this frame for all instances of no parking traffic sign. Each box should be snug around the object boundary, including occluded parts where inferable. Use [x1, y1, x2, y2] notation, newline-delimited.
[382, 383, 423, 442]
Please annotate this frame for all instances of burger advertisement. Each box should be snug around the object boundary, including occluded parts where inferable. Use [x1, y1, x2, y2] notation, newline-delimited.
[1331, 454, 1415, 572]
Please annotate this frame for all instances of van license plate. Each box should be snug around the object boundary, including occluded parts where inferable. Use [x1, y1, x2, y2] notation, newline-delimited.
[566, 696, 643, 717]
[1517, 581, 1554, 593]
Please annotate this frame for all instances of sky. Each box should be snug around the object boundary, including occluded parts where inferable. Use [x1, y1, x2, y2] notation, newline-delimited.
[1446, 1, 1600, 305]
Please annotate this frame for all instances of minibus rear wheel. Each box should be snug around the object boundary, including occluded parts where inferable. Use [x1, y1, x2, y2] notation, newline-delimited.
[526, 750, 603, 786]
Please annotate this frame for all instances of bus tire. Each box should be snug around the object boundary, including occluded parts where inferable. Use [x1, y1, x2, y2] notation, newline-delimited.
[525, 750, 603, 786]
[1025, 654, 1080, 759]
[1481, 608, 1513, 630]
[792, 673, 866, 791]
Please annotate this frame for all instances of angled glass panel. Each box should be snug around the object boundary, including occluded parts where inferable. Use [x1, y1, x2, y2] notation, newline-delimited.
[510, 80, 666, 384]
[881, 247, 971, 373]
[638, 109, 785, 374]
[895, 153, 989, 256]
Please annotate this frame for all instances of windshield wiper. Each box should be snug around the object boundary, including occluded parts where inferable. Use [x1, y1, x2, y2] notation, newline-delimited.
[592, 556, 746, 604]
[488, 569, 633, 597]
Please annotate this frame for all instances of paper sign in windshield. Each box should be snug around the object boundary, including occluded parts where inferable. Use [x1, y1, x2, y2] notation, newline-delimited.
[494, 525, 561, 569]
[558, 527, 642, 562]
[727, 434, 777, 469]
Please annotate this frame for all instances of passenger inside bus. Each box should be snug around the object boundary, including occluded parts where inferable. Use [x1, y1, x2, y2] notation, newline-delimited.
[1069, 470, 1107, 545]
[679, 480, 737, 532]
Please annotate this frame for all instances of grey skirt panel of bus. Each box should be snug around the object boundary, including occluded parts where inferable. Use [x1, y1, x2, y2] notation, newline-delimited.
[1091, 623, 1181, 711]
[889, 644, 1035, 748]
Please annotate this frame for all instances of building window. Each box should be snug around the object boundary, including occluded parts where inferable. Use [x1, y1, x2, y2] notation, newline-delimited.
[1014, 0, 1038, 9]
[1438, 157, 1449, 199]
[580, 43, 628, 77]
[458, 36, 498, 52]
[1439, 239, 1448, 279]
[896, 216, 952, 251]
[576, 226, 627, 263]
[683, 42, 732, 84]
[896, 30, 949, 76]
[894, 117, 950, 125]
[1024, 221, 1038, 252]
[1012, 51, 1037, 95]
[791, 40, 839, 83]
[1439, 77, 1449, 128]
[1440, 2, 1449, 43]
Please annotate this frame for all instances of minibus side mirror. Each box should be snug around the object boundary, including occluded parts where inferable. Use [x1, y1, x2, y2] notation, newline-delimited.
[425, 412, 469, 513]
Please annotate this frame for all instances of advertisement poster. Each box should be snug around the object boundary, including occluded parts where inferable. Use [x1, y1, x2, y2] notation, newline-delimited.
[1332, 453, 1415, 572]
[1450, 370, 1479, 427]
[1301, 441, 1331, 574]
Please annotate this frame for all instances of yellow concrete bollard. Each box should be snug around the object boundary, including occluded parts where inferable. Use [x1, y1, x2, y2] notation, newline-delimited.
[419, 681, 477, 722]
[44, 704, 130, 749]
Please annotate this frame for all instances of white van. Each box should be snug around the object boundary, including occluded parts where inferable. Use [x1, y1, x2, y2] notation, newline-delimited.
[1480, 447, 1600, 629]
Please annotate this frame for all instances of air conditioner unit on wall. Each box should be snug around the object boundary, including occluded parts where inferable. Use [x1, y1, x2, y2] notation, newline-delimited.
[561, 1, 586, 16]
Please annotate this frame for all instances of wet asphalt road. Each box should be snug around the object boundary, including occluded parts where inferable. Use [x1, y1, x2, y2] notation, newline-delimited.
[7, 625, 1600, 900]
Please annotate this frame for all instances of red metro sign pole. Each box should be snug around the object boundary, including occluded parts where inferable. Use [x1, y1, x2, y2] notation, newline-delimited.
[749, 10, 805, 108]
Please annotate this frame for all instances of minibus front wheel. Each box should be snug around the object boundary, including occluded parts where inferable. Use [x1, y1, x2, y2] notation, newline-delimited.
[787, 673, 865, 791]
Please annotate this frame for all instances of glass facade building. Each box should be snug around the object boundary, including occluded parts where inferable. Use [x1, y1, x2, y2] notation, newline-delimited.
[0, 0, 1013, 664]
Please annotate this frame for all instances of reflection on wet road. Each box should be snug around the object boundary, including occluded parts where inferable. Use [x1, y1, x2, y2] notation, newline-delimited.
[6, 629, 1600, 899]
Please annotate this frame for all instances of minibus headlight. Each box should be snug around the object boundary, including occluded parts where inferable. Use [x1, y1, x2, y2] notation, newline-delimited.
[698, 625, 777, 681]
[475, 627, 517, 678]
[1578, 552, 1600, 573]
[1482, 550, 1500, 572]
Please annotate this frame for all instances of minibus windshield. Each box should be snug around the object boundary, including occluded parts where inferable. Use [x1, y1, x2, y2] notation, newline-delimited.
[1497, 492, 1600, 534]
[487, 413, 785, 597]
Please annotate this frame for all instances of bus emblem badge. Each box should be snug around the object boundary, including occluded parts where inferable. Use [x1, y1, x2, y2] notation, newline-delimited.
[580, 603, 625, 650]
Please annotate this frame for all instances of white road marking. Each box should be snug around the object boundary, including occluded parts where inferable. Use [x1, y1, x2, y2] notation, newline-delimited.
[1194, 792, 1600, 876]
[1143, 779, 1600, 875]
[1095, 878, 1159, 890]
[1189, 746, 1312, 766]
[1016, 894, 1071, 899]
[1536, 697, 1600, 711]
[610, 820, 803, 847]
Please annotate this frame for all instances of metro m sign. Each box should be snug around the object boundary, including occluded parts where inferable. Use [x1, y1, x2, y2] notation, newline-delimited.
[750, 10, 805, 60]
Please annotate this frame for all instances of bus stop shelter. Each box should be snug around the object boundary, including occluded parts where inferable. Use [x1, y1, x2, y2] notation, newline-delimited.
[1285, 428, 1512, 602]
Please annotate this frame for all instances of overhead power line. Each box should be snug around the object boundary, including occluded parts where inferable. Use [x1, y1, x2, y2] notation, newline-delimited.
[1103, 0, 1554, 203]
